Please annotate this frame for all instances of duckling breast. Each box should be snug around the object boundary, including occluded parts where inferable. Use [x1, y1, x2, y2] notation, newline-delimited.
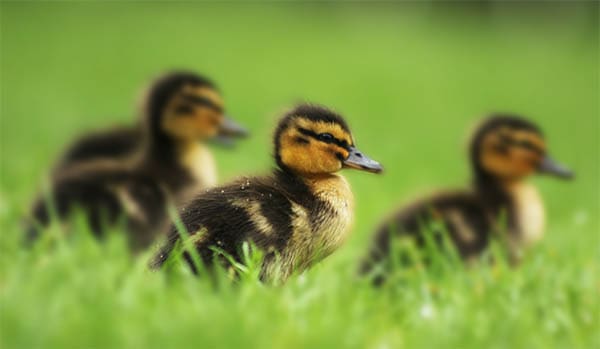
[509, 182, 546, 246]
[179, 143, 217, 199]
[258, 174, 354, 280]
[307, 174, 355, 257]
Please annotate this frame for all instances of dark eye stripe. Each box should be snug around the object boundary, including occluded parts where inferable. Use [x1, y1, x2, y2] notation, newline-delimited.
[181, 94, 223, 113]
[297, 127, 350, 150]
[318, 133, 334, 143]
[498, 135, 544, 155]
[519, 141, 544, 154]
[295, 136, 310, 144]
[174, 104, 194, 114]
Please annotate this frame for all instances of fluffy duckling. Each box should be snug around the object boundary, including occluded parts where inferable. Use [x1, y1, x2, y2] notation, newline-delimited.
[25, 72, 247, 249]
[151, 104, 383, 282]
[360, 115, 573, 283]
[52, 71, 246, 174]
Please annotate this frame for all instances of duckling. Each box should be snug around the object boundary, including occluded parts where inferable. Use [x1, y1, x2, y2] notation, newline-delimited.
[25, 72, 248, 249]
[52, 71, 246, 174]
[359, 114, 573, 284]
[151, 104, 383, 282]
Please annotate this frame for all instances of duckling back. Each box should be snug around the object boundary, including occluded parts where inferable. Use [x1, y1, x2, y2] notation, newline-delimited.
[359, 191, 494, 284]
[26, 166, 170, 249]
[53, 126, 141, 175]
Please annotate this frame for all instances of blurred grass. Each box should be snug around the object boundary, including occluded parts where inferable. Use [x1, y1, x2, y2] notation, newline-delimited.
[1, 2, 598, 349]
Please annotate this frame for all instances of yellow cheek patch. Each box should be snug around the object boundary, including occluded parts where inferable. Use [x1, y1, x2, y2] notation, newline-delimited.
[196, 110, 221, 136]
[279, 145, 318, 174]
[162, 113, 201, 140]
[161, 86, 224, 140]
[279, 127, 343, 174]
[481, 151, 513, 178]
[163, 108, 216, 137]
[481, 130, 542, 179]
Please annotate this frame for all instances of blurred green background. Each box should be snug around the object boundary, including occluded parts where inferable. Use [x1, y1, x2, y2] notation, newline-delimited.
[1, 2, 598, 349]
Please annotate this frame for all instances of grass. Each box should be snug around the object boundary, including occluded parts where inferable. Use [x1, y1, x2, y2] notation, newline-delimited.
[1, 2, 598, 348]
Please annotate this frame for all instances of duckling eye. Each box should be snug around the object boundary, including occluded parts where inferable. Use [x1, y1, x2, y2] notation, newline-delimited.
[498, 134, 512, 145]
[174, 104, 194, 115]
[518, 140, 531, 149]
[318, 133, 334, 143]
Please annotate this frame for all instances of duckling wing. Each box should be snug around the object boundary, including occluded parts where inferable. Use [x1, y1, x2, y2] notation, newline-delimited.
[26, 173, 126, 242]
[151, 176, 302, 271]
[360, 192, 492, 282]
[25, 169, 168, 249]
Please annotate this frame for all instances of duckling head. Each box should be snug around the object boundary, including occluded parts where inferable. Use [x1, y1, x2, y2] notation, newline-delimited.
[274, 104, 383, 176]
[143, 71, 247, 145]
[470, 114, 574, 182]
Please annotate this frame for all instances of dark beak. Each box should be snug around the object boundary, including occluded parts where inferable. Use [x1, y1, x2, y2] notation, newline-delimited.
[213, 116, 249, 147]
[343, 146, 383, 174]
[538, 155, 574, 179]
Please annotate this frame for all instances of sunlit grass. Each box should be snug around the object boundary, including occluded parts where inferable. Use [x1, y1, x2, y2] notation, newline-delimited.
[1, 218, 597, 349]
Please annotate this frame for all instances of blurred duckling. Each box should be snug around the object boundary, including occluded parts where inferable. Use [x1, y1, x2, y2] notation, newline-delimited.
[359, 114, 573, 283]
[52, 71, 245, 174]
[25, 72, 248, 249]
[151, 104, 383, 282]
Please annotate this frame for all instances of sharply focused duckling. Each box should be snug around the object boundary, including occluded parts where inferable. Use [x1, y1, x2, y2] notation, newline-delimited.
[25, 72, 247, 249]
[52, 71, 246, 174]
[151, 104, 383, 282]
[359, 115, 573, 283]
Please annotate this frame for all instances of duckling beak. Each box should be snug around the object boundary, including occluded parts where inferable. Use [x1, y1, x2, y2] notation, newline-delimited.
[343, 147, 383, 174]
[213, 116, 249, 147]
[538, 155, 574, 179]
